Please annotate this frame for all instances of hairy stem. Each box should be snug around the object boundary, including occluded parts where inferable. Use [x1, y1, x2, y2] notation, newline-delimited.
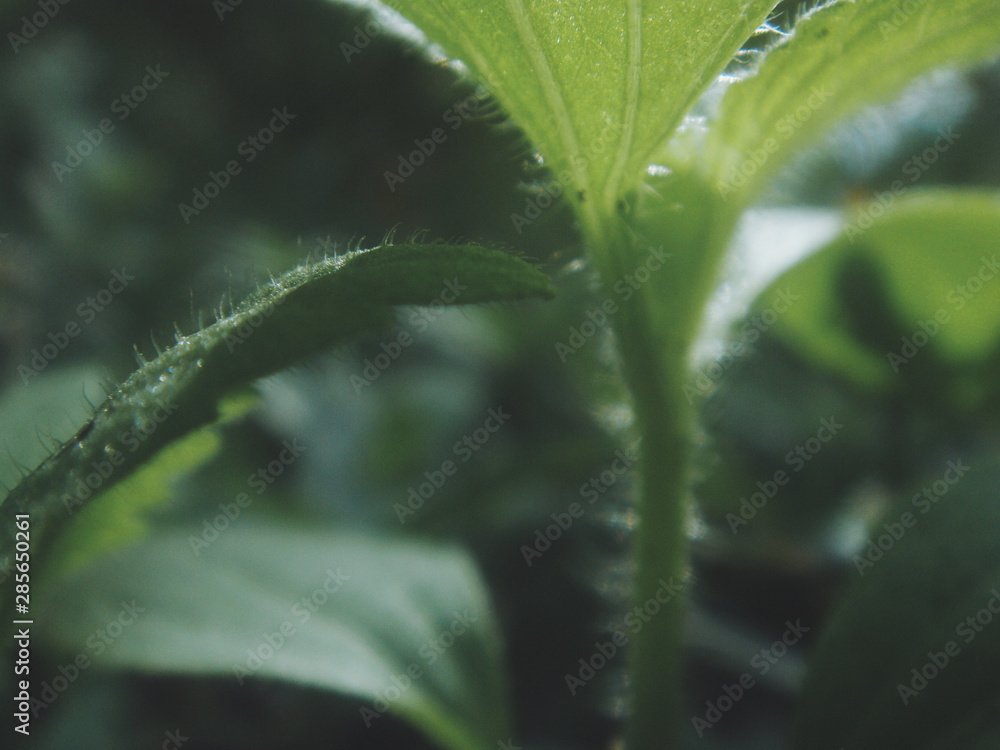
[613, 279, 694, 750]
[585, 177, 739, 748]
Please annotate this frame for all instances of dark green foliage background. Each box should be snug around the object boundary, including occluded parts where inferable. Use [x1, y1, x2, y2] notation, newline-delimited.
[1, 1, 999, 748]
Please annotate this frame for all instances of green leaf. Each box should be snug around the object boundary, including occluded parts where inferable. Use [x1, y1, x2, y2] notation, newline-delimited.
[381, 0, 776, 219]
[35, 525, 509, 750]
[0, 243, 553, 576]
[40, 391, 258, 580]
[756, 190, 1000, 390]
[706, 0, 1000, 203]
[793, 453, 1000, 749]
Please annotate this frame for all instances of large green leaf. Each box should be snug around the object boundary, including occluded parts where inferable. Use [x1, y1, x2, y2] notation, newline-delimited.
[0, 243, 553, 577]
[381, 0, 776, 217]
[755, 190, 1000, 391]
[35, 525, 509, 750]
[706, 0, 1000, 203]
[793, 453, 1000, 748]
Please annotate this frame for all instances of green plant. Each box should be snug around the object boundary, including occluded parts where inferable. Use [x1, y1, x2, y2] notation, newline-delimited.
[3, 1, 1000, 748]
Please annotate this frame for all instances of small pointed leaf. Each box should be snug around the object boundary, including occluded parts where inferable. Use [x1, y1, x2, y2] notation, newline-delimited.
[0, 243, 553, 576]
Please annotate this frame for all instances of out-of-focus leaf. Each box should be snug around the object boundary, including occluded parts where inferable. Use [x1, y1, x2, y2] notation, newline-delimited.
[36, 525, 510, 750]
[793, 453, 1000, 748]
[0, 364, 103, 492]
[754, 190, 1000, 390]
[706, 0, 1000, 203]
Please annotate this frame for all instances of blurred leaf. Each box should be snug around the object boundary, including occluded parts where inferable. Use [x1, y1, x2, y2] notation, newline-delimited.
[0, 243, 554, 579]
[833, 251, 908, 359]
[37, 525, 510, 750]
[382, 0, 775, 214]
[694, 338, 884, 553]
[793, 453, 1000, 748]
[0, 364, 103, 492]
[706, 0, 1000, 202]
[757, 190, 1000, 389]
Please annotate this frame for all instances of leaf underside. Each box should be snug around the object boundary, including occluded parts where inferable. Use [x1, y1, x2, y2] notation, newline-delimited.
[382, 0, 776, 214]
[705, 0, 1000, 201]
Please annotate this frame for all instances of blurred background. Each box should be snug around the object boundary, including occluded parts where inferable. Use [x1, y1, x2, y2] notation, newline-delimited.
[1, 0, 999, 748]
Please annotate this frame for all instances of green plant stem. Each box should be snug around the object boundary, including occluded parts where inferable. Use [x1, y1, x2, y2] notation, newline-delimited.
[583, 179, 740, 749]
[615, 301, 694, 750]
